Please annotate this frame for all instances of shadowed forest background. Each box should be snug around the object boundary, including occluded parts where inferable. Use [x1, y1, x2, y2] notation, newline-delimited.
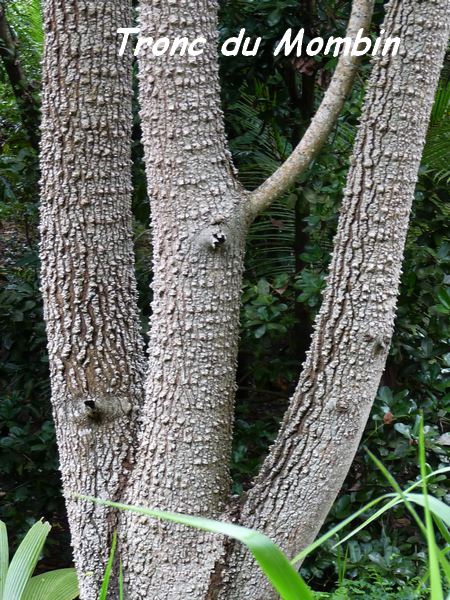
[0, 0, 449, 596]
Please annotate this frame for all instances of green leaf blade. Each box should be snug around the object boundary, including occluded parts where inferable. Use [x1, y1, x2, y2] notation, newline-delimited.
[21, 568, 79, 600]
[99, 531, 117, 600]
[3, 519, 51, 600]
[0, 521, 9, 600]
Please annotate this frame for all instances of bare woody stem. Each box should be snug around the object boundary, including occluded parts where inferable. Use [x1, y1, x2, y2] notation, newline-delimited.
[246, 0, 374, 220]
[39, 2, 145, 596]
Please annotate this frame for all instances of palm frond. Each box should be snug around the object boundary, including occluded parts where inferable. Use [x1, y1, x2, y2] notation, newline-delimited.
[422, 82, 450, 184]
[6, 0, 43, 50]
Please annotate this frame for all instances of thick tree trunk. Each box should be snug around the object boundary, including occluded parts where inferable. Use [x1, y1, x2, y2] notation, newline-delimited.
[39, 2, 145, 597]
[221, 1, 449, 598]
[121, 0, 372, 596]
[120, 2, 248, 597]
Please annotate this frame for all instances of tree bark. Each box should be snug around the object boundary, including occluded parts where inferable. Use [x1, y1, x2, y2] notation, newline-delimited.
[119, 0, 375, 596]
[39, 2, 145, 597]
[221, 1, 449, 598]
[120, 1, 247, 596]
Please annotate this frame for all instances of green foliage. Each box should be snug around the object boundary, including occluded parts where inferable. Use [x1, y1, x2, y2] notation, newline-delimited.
[0, 0, 42, 203]
[422, 82, 450, 184]
[0, 519, 78, 600]
[315, 571, 428, 599]
[0, 0, 65, 557]
[242, 277, 292, 339]
[0, 258, 64, 548]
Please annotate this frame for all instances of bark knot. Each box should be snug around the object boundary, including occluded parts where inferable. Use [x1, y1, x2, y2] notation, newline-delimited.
[75, 394, 132, 425]
[197, 224, 229, 251]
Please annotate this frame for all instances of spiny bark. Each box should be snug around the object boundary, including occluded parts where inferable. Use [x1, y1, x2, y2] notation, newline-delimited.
[39, 2, 145, 597]
[222, 1, 450, 598]
[40, 0, 448, 597]
[120, 1, 247, 597]
[0, 2, 40, 150]
[120, 0, 374, 595]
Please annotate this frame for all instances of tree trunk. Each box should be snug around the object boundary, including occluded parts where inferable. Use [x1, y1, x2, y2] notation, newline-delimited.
[120, 0, 374, 595]
[221, 1, 449, 598]
[120, 2, 248, 596]
[39, 2, 145, 597]
[38, 0, 449, 598]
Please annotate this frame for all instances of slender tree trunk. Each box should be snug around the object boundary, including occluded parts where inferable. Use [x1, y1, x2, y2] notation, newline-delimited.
[221, 2, 449, 598]
[120, 2, 248, 596]
[39, 2, 145, 597]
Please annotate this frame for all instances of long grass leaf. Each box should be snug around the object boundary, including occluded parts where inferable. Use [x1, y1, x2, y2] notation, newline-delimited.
[419, 420, 443, 600]
[99, 530, 117, 600]
[333, 496, 403, 547]
[433, 517, 450, 547]
[436, 547, 450, 584]
[291, 467, 450, 565]
[75, 494, 313, 600]
[119, 561, 124, 600]
[292, 494, 395, 563]
[366, 450, 427, 533]
[405, 494, 450, 529]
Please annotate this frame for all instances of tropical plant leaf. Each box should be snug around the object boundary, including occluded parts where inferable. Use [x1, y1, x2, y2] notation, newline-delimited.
[422, 82, 450, 184]
[0, 521, 8, 600]
[76, 494, 313, 600]
[405, 494, 450, 529]
[6, 0, 43, 49]
[21, 568, 79, 600]
[3, 519, 51, 600]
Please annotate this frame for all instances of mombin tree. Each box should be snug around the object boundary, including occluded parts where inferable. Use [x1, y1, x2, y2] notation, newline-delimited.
[39, 0, 449, 597]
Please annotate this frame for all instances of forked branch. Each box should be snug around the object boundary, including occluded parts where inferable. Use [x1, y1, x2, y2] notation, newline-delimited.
[223, 1, 450, 597]
[246, 0, 374, 219]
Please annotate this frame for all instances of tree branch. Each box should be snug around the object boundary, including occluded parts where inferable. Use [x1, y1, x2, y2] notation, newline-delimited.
[0, 2, 40, 150]
[245, 0, 373, 220]
[223, 1, 450, 596]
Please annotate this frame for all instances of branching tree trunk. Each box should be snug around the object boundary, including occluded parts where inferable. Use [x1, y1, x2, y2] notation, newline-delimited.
[39, 0, 449, 598]
[222, 2, 450, 596]
[121, 1, 373, 596]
